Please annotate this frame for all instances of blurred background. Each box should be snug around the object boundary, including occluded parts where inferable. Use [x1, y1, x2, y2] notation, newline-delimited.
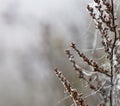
[0, 0, 119, 106]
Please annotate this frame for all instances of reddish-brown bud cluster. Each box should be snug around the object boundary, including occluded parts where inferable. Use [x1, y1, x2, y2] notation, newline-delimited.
[54, 68, 88, 106]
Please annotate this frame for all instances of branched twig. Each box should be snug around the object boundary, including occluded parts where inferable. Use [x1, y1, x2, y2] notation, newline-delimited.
[66, 49, 109, 101]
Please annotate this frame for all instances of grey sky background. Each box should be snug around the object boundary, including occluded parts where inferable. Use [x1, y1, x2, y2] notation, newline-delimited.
[0, 0, 95, 106]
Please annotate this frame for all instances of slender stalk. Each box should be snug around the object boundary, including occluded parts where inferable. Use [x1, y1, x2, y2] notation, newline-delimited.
[110, 0, 117, 106]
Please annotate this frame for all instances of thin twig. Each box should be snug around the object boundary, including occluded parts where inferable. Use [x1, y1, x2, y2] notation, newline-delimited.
[54, 68, 88, 106]
[70, 42, 111, 77]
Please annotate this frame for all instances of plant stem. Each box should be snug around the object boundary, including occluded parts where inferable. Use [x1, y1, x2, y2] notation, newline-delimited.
[110, 0, 117, 106]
